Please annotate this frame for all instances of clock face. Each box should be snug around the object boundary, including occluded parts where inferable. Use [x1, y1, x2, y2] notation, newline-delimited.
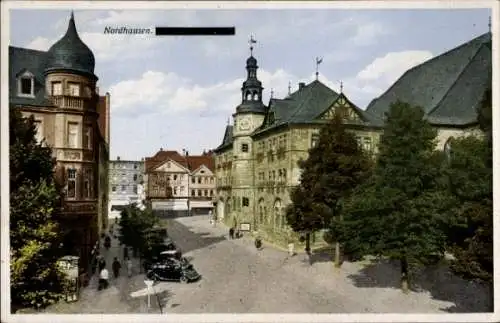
[239, 117, 251, 131]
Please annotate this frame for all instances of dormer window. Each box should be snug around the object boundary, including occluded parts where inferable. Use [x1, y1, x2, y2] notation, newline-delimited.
[68, 83, 80, 96]
[52, 82, 62, 96]
[17, 71, 35, 98]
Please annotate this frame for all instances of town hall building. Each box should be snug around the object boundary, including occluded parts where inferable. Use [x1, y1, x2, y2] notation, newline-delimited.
[213, 32, 492, 247]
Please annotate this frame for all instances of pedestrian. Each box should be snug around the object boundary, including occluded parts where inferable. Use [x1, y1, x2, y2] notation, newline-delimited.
[126, 257, 133, 277]
[112, 257, 121, 278]
[98, 267, 109, 290]
[229, 227, 235, 239]
[98, 255, 106, 272]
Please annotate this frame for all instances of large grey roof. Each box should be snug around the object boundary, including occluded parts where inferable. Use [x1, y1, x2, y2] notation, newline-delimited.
[46, 13, 96, 77]
[365, 32, 492, 126]
[253, 80, 383, 136]
[9, 46, 53, 107]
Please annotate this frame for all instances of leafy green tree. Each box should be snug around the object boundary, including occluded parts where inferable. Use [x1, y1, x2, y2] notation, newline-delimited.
[444, 89, 493, 283]
[118, 203, 161, 256]
[286, 113, 373, 260]
[10, 108, 66, 310]
[333, 101, 454, 292]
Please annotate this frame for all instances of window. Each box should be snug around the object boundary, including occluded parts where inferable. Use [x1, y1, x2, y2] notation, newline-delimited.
[192, 177, 195, 184]
[68, 83, 80, 96]
[18, 73, 34, 97]
[67, 169, 77, 198]
[83, 169, 92, 198]
[133, 185, 138, 194]
[241, 143, 249, 153]
[52, 82, 62, 96]
[204, 177, 208, 184]
[198, 177, 201, 184]
[311, 133, 320, 148]
[174, 187, 178, 195]
[180, 186, 185, 194]
[33, 120, 44, 144]
[83, 126, 92, 150]
[242, 197, 249, 207]
[174, 175, 178, 180]
[112, 186, 116, 192]
[198, 190, 202, 197]
[191, 189, 195, 196]
[363, 137, 372, 151]
[133, 174, 138, 181]
[210, 177, 214, 184]
[210, 190, 213, 196]
[204, 190, 208, 197]
[121, 185, 126, 191]
[67, 122, 79, 148]
[134, 164, 138, 169]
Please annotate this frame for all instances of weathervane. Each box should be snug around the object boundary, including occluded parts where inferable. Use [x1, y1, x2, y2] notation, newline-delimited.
[249, 35, 257, 56]
[315, 57, 323, 80]
[488, 16, 491, 32]
[340, 81, 343, 93]
[288, 81, 291, 95]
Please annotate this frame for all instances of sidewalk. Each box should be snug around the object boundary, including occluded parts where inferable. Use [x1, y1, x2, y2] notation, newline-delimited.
[43, 225, 165, 314]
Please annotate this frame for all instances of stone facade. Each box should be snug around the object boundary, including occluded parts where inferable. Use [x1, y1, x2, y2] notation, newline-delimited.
[9, 13, 110, 270]
[214, 33, 491, 248]
[108, 157, 145, 218]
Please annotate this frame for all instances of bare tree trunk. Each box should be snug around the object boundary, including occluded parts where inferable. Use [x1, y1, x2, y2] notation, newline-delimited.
[401, 257, 409, 293]
[334, 214, 343, 268]
[334, 242, 341, 267]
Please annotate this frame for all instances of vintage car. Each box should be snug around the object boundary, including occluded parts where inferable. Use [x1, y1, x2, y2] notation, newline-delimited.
[142, 239, 181, 271]
[145, 257, 201, 283]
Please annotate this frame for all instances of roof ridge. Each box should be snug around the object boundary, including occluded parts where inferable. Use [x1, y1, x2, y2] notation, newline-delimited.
[285, 82, 316, 122]
[426, 40, 486, 118]
[9, 46, 47, 54]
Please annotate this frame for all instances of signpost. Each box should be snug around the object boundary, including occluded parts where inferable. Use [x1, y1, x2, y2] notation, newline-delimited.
[144, 279, 154, 309]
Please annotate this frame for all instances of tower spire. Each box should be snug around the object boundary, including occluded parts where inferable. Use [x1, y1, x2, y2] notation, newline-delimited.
[340, 81, 343, 94]
[270, 88, 274, 99]
[249, 35, 257, 56]
[488, 16, 491, 32]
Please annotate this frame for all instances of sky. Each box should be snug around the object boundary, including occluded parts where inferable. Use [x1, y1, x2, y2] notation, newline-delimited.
[8, 4, 492, 160]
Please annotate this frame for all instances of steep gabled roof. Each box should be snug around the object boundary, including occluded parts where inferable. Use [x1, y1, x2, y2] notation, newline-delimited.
[253, 80, 382, 136]
[365, 32, 492, 126]
[186, 155, 215, 173]
[9, 46, 53, 107]
[214, 125, 234, 152]
[145, 150, 187, 172]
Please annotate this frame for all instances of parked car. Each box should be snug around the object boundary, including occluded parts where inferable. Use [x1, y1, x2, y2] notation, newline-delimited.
[142, 239, 181, 271]
[146, 257, 201, 283]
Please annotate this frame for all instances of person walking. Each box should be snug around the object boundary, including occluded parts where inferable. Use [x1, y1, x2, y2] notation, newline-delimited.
[112, 257, 121, 279]
[97, 255, 106, 273]
[126, 257, 133, 278]
[98, 267, 109, 290]
[229, 227, 235, 239]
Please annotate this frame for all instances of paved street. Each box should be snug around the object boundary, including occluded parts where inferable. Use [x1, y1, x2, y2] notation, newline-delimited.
[158, 216, 491, 313]
[41, 216, 491, 314]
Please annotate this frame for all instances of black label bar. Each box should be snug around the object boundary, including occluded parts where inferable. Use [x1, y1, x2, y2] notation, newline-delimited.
[155, 27, 235, 36]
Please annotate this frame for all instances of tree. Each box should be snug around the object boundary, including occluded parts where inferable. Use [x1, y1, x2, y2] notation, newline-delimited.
[444, 89, 493, 283]
[118, 203, 161, 256]
[286, 113, 373, 262]
[10, 108, 66, 310]
[333, 101, 454, 292]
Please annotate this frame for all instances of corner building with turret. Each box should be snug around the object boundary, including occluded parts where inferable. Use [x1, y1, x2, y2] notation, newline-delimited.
[213, 32, 491, 248]
[9, 13, 110, 272]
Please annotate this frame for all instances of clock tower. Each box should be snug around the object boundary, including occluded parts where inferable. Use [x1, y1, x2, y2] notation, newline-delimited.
[230, 36, 267, 228]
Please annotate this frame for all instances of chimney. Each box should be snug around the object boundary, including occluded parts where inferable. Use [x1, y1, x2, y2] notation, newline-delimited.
[117, 156, 120, 161]
[299, 82, 306, 90]
[160, 148, 163, 151]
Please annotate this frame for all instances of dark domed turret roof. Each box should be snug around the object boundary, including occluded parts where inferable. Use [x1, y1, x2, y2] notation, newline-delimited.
[246, 55, 257, 67]
[45, 12, 96, 77]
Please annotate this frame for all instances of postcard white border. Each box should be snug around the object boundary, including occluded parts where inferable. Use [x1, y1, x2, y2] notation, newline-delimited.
[1, 1, 499, 323]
